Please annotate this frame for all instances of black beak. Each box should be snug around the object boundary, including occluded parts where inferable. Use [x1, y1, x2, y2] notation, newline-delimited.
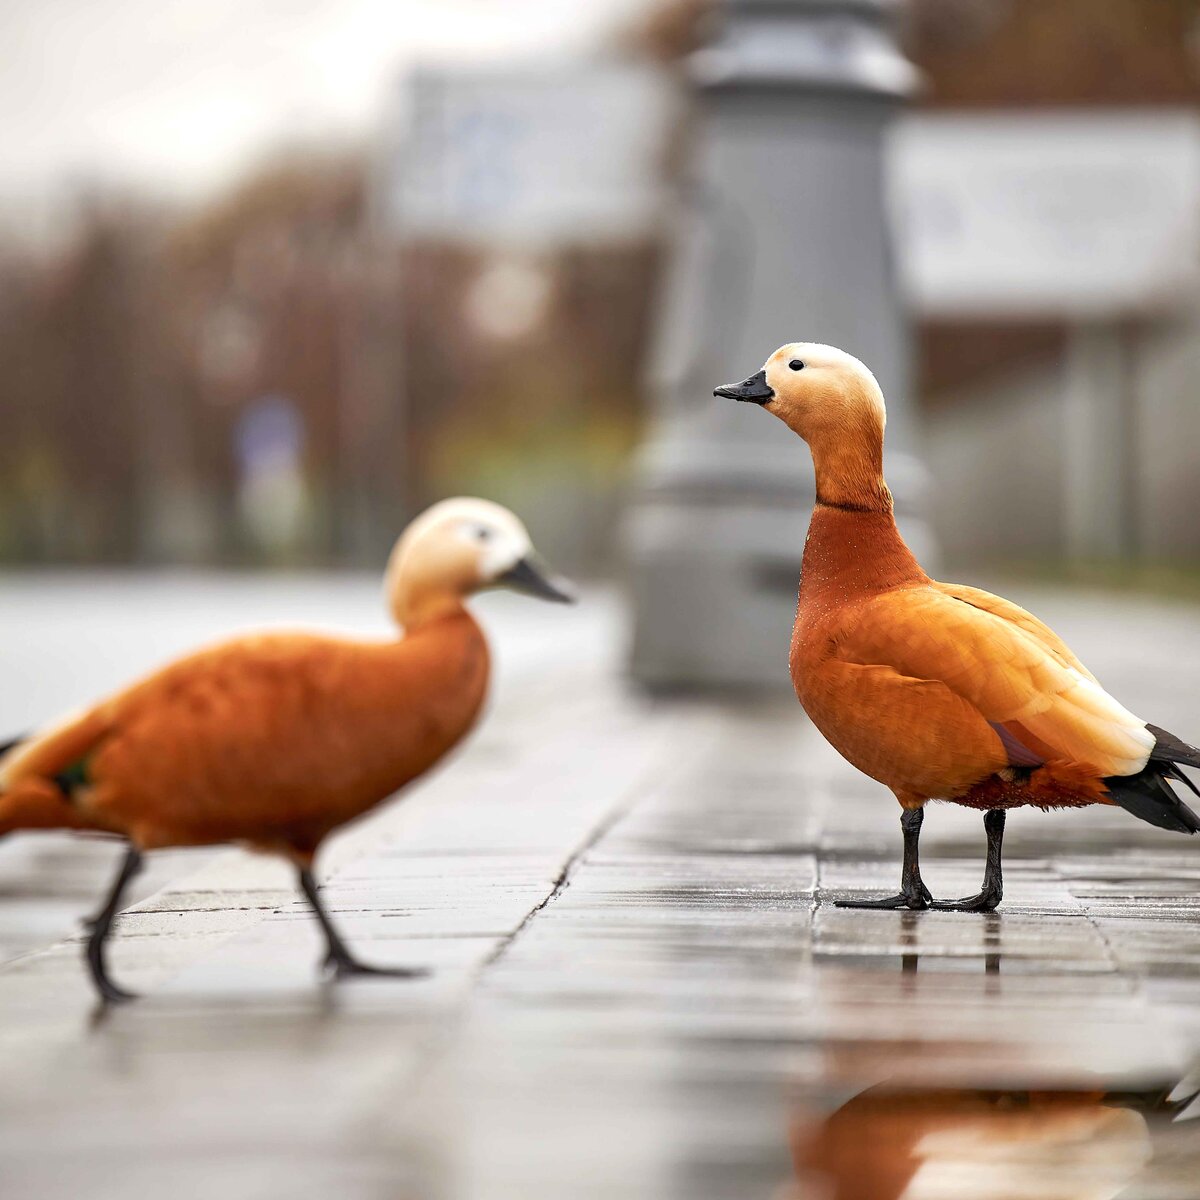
[498, 556, 576, 604]
[714, 369, 774, 405]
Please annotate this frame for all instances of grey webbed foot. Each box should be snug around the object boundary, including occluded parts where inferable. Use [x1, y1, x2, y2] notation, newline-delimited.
[836, 882, 933, 911]
[931, 887, 1002, 913]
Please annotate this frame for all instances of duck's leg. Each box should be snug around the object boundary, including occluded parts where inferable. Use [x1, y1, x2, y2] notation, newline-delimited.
[836, 806, 933, 910]
[933, 809, 1005, 912]
[297, 867, 428, 979]
[84, 844, 143, 1004]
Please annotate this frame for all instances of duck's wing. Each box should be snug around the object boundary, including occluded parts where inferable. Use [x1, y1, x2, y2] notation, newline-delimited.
[839, 585, 1154, 778]
[933, 581, 1099, 683]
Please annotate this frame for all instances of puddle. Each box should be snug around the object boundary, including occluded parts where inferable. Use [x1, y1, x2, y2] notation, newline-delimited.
[789, 1078, 1197, 1200]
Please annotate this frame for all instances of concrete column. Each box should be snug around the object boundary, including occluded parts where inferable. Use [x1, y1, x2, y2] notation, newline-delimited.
[627, 0, 934, 690]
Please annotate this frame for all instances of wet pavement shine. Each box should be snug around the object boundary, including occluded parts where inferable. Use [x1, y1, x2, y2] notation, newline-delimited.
[1, 574, 1200, 1199]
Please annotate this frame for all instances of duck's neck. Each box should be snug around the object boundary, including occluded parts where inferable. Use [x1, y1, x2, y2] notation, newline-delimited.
[800, 505, 927, 603]
[392, 586, 471, 634]
[809, 417, 892, 514]
[800, 429, 927, 605]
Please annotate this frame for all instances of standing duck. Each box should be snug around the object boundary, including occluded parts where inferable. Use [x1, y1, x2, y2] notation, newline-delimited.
[715, 344, 1200, 911]
[0, 498, 573, 1000]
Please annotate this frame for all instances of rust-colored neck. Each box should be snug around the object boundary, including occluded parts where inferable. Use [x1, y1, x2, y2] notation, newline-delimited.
[794, 399, 926, 605]
[392, 584, 471, 633]
[799, 504, 928, 609]
[390, 607, 490, 718]
[401, 601, 480, 639]
[808, 411, 892, 514]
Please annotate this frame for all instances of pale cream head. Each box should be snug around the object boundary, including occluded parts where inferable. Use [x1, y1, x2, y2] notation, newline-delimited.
[715, 343, 892, 510]
[759, 343, 887, 442]
[385, 497, 573, 628]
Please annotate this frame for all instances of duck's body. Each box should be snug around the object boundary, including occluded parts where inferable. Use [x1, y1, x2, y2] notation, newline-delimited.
[792, 505, 1140, 814]
[0, 497, 572, 1000]
[0, 615, 488, 855]
[717, 344, 1200, 910]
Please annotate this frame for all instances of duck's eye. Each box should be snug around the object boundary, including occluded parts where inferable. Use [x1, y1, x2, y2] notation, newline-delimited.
[474, 526, 492, 542]
[788, 359, 805, 371]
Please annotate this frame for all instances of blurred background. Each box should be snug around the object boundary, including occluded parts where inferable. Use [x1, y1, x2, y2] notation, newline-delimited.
[2, 0, 1198, 589]
[5, 8, 1200, 1197]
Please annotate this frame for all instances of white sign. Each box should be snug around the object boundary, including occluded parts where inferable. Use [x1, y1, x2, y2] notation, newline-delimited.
[381, 64, 677, 244]
[889, 111, 1200, 318]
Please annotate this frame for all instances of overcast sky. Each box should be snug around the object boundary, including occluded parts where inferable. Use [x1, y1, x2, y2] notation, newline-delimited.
[0, 0, 644, 219]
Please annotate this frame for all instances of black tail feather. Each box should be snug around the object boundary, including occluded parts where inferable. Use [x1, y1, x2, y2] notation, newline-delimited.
[0, 735, 25, 759]
[1163, 762, 1200, 800]
[1104, 764, 1200, 835]
[1147, 723, 1200, 770]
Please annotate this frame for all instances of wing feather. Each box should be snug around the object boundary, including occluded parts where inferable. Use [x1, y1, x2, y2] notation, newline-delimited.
[934, 581, 1099, 682]
[839, 586, 1152, 778]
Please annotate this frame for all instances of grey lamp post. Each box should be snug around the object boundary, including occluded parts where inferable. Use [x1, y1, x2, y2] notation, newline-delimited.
[627, 0, 933, 690]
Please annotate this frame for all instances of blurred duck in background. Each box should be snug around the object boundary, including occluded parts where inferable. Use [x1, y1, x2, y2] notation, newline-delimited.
[0, 498, 573, 1002]
[716, 344, 1200, 911]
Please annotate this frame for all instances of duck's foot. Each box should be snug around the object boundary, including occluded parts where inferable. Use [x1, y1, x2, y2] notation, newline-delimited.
[321, 951, 430, 981]
[835, 883, 932, 911]
[85, 938, 138, 1003]
[931, 888, 1002, 913]
[299, 867, 430, 981]
[93, 976, 138, 1004]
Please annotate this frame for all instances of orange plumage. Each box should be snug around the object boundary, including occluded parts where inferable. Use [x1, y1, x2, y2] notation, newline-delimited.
[0, 497, 573, 1000]
[1, 624, 488, 855]
[716, 343, 1200, 911]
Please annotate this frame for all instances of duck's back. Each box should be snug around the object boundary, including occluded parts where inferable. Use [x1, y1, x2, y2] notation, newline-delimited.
[11, 613, 490, 851]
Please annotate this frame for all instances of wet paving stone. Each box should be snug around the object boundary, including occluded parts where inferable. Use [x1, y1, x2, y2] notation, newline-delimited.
[1, 580, 1200, 1197]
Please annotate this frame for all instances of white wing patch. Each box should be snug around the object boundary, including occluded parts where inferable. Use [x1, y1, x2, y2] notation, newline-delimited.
[1018, 669, 1153, 778]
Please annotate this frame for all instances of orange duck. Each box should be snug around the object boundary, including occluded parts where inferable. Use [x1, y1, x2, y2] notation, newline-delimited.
[715, 344, 1200, 911]
[0, 498, 573, 1001]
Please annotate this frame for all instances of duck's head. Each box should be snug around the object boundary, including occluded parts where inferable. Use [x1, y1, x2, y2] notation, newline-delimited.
[713, 342, 886, 446]
[715, 343, 892, 510]
[386, 497, 574, 628]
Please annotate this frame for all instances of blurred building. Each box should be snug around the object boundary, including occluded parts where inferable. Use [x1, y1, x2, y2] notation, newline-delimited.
[0, 160, 403, 567]
[902, 0, 1200, 568]
[892, 109, 1200, 564]
[1, 0, 1198, 578]
[0, 40, 686, 572]
[373, 62, 682, 573]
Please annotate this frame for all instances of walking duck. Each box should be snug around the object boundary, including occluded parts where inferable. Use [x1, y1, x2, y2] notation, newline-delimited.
[716, 344, 1200, 911]
[0, 498, 573, 1000]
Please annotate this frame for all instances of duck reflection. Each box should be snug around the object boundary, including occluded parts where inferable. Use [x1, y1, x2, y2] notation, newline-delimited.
[897, 911, 1001, 976]
[791, 1083, 1168, 1200]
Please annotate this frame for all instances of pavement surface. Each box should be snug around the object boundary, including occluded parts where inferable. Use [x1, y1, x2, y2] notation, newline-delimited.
[2, 572, 1200, 1199]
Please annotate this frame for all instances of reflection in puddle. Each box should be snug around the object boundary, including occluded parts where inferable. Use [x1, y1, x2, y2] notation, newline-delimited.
[897, 911, 1001, 976]
[790, 1083, 1188, 1200]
